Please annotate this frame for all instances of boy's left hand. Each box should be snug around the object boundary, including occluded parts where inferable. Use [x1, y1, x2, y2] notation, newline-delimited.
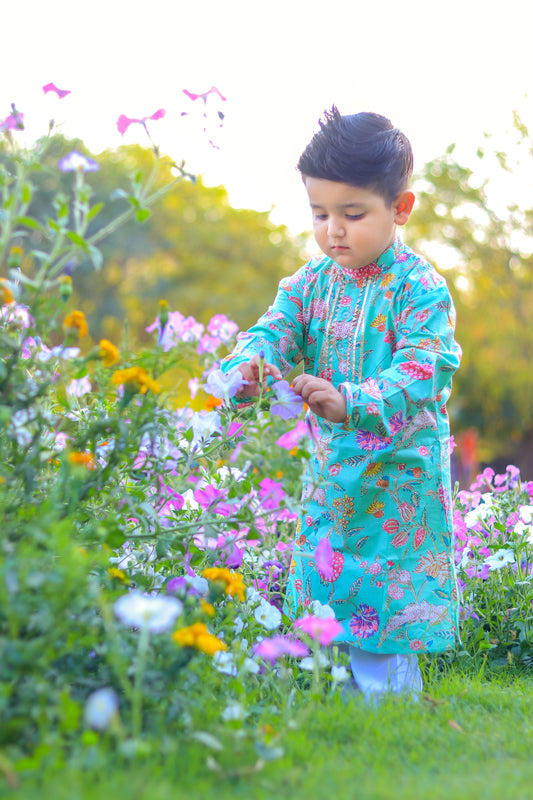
[291, 374, 347, 423]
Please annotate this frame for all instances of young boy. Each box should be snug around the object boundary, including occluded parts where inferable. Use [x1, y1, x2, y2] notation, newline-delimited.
[223, 107, 461, 698]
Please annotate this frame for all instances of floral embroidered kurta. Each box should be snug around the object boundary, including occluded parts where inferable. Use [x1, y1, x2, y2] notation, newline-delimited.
[224, 238, 462, 654]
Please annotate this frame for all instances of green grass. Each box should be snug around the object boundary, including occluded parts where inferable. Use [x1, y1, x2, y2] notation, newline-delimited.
[5, 665, 533, 800]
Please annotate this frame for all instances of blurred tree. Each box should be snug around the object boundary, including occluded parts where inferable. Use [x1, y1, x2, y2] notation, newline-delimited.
[405, 114, 533, 471]
[1, 135, 307, 346]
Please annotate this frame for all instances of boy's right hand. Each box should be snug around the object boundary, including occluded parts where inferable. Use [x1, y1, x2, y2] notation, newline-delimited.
[236, 355, 282, 397]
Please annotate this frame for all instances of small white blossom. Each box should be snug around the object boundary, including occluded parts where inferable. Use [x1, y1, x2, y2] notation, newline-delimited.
[114, 591, 182, 632]
[331, 665, 350, 683]
[84, 688, 119, 730]
[254, 599, 282, 630]
[221, 702, 248, 722]
[484, 549, 516, 571]
[299, 653, 330, 671]
[309, 600, 336, 619]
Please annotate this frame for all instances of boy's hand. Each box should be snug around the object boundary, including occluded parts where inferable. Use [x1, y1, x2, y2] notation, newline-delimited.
[291, 374, 347, 423]
[236, 355, 283, 397]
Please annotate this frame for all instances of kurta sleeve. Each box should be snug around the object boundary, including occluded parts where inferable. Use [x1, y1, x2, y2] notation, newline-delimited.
[339, 278, 461, 437]
[221, 265, 308, 376]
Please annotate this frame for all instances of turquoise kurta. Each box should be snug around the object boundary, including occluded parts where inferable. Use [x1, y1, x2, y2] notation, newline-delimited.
[224, 238, 462, 654]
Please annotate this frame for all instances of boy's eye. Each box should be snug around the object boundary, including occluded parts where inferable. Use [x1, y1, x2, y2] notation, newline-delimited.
[313, 214, 328, 221]
[346, 213, 365, 220]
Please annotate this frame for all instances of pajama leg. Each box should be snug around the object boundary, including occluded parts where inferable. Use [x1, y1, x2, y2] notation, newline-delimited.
[349, 647, 423, 701]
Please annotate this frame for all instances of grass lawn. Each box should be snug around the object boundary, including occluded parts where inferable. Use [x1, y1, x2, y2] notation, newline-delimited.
[6, 663, 533, 800]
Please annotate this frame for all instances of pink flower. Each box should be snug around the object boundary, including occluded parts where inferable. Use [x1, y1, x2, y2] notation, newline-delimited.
[417, 446, 429, 456]
[314, 538, 334, 580]
[410, 639, 423, 651]
[117, 109, 166, 136]
[253, 635, 309, 664]
[387, 583, 404, 599]
[369, 562, 382, 575]
[182, 86, 227, 103]
[294, 614, 343, 646]
[0, 104, 24, 132]
[42, 82, 71, 99]
[276, 420, 308, 450]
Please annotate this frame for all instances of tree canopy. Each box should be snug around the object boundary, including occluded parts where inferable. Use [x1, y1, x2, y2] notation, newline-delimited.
[405, 116, 533, 468]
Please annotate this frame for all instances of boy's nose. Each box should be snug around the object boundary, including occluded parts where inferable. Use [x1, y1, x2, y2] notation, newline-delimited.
[328, 218, 345, 237]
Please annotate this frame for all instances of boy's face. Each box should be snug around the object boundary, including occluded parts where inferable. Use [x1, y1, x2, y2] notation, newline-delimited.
[304, 177, 414, 271]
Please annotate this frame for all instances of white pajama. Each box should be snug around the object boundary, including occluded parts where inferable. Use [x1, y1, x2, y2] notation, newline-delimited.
[349, 647, 423, 700]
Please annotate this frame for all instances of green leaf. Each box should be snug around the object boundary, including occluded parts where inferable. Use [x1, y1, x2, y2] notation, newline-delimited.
[67, 231, 89, 250]
[21, 183, 33, 204]
[87, 202, 104, 222]
[15, 216, 43, 231]
[135, 208, 151, 223]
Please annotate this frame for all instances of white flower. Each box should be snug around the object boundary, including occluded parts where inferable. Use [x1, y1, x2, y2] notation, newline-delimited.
[190, 410, 222, 445]
[331, 665, 350, 683]
[113, 591, 183, 632]
[519, 505, 533, 524]
[221, 702, 248, 722]
[84, 688, 119, 730]
[464, 493, 495, 528]
[484, 549, 516, 571]
[299, 653, 330, 671]
[213, 651, 237, 676]
[233, 616, 245, 635]
[254, 599, 282, 630]
[242, 657, 260, 675]
[309, 600, 336, 619]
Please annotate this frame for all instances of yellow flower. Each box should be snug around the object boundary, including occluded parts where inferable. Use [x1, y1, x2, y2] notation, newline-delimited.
[200, 599, 215, 617]
[111, 366, 161, 395]
[99, 339, 120, 367]
[108, 567, 128, 583]
[0, 279, 14, 306]
[68, 451, 97, 470]
[202, 567, 246, 602]
[172, 622, 227, 655]
[63, 310, 88, 338]
[58, 275, 73, 302]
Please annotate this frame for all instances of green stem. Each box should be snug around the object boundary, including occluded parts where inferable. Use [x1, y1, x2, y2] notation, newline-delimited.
[132, 624, 150, 739]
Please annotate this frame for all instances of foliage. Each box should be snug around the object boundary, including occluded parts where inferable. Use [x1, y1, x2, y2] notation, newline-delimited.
[406, 116, 533, 464]
[452, 465, 533, 667]
[0, 136, 306, 346]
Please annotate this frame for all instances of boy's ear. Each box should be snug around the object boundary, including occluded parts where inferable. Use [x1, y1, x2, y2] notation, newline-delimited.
[393, 191, 415, 225]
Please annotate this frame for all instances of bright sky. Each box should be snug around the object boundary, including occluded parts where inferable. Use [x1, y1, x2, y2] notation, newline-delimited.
[3, 0, 533, 239]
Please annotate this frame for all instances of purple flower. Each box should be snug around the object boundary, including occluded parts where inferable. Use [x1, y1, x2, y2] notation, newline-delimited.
[42, 82, 71, 99]
[294, 614, 343, 646]
[117, 109, 166, 136]
[194, 484, 233, 516]
[270, 380, 304, 420]
[58, 151, 99, 172]
[204, 368, 246, 403]
[314, 538, 334, 580]
[258, 478, 286, 510]
[253, 635, 309, 664]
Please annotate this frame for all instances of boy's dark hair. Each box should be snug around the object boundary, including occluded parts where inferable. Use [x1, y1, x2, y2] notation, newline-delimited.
[297, 106, 413, 205]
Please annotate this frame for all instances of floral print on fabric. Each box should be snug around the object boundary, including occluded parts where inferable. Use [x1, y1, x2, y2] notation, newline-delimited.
[223, 238, 461, 654]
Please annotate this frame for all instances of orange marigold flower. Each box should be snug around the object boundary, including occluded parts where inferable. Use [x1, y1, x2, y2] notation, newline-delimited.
[0, 279, 14, 305]
[111, 366, 161, 395]
[99, 339, 120, 367]
[63, 310, 88, 338]
[172, 622, 227, 655]
[202, 567, 246, 602]
[68, 451, 97, 469]
[205, 395, 223, 410]
[200, 599, 216, 617]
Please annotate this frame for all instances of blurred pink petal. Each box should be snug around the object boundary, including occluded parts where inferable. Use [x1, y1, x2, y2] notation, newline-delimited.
[183, 86, 227, 103]
[117, 110, 166, 135]
[314, 538, 334, 580]
[42, 82, 71, 99]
